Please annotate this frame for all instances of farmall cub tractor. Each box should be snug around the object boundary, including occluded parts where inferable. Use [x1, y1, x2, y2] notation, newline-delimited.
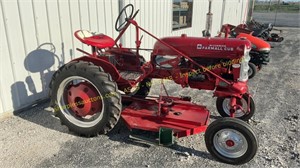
[50, 5, 258, 164]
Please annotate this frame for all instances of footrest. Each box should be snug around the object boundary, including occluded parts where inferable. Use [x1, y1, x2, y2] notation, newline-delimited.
[119, 71, 143, 80]
[159, 127, 174, 146]
[128, 127, 174, 146]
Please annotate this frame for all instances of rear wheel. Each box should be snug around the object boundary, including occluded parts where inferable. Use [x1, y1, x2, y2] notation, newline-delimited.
[50, 61, 122, 136]
[216, 94, 255, 121]
[248, 62, 257, 79]
[205, 118, 258, 165]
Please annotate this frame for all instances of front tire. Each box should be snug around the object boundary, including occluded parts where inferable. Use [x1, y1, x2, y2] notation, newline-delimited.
[205, 118, 258, 165]
[248, 62, 257, 79]
[50, 61, 122, 136]
[216, 94, 255, 121]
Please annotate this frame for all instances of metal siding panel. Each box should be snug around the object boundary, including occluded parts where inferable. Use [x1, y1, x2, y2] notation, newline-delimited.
[57, 0, 75, 63]
[211, 0, 223, 36]
[16, 0, 38, 102]
[78, 0, 91, 51]
[26, 0, 51, 98]
[0, 0, 15, 113]
[1, 0, 32, 110]
[223, 0, 241, 25]
[191, 0, 207, 37]
[110, 0, 119, 39]
[88, 0, 98, 32]
[68, 0, 84, 57]
[78, 0, 90, 30]
[128, 0, 139, 48]
[95, 0, 107, 34]
[45, 0, 64, 68]
[103, 0, 113, 39]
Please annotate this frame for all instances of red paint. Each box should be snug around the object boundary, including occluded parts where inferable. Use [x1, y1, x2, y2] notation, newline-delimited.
[121, 96, 209, 138]
[67, 82, 102, 117]
[237, 33, 271, 51]
[226, 140, 235, 147]
[74, 30, 115, 49]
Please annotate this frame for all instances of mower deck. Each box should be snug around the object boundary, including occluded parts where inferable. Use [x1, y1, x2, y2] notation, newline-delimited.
[121, 96, 210, 138]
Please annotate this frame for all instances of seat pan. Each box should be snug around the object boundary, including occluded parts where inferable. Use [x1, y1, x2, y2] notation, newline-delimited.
[74, 30, 115, 49]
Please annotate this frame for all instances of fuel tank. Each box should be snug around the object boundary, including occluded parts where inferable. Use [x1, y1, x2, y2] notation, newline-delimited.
[153, 34, 251, 59]
[237, 33, 271, 53]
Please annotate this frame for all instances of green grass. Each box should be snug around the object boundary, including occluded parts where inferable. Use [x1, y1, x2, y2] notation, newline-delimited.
[254, 4, 300, 13]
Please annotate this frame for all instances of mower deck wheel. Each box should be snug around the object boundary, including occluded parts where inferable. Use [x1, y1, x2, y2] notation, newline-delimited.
[205, 118, 258, 164]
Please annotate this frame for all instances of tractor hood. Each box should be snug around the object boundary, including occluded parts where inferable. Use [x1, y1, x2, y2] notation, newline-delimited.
[153, 34, 251, 59]
[237, 33, 271, 53]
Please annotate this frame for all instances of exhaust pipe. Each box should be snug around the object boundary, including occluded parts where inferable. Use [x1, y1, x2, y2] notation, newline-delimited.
[203, 0, 213, 37]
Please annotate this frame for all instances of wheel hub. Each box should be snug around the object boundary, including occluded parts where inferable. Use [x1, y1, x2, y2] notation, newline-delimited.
[67, 82, 102, 117]
[223, 98, 247, 118]
[226, 139, 235, 147]
[213, 129, 248, 158]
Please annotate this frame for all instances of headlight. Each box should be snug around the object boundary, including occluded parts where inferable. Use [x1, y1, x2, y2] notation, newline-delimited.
[238, 46, 251, 82]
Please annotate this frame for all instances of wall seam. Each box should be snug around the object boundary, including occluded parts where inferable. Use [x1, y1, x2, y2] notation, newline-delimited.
[95, 0, 99, 32]
[31, 0, 40, 46]
[103, 0, 107, 34]
[68, 0, 74, 60]
[77, 0, 83, 49]
[87, 0, 91, 30]
[17, 0, 31, 78]
[45, 0, 52, 43]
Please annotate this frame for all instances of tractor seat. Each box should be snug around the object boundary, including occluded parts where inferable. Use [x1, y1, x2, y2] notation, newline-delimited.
[74, 30, 115, 49]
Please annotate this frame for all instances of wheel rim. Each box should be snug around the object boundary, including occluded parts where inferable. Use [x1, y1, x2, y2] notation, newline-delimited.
[222, 98, 247, 118]
[213, 128, 248, 158]
[57, 76, 104, 128]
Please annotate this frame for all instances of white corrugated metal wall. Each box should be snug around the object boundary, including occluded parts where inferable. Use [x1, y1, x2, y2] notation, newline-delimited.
[0, 0, 249, 114]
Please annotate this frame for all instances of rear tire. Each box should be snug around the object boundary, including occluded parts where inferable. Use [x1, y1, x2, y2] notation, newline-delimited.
[205, 118, 258, 165]
[50, 61, 122, 136]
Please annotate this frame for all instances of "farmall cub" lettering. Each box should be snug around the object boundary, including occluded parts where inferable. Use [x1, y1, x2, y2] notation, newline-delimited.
[197, 44, 234, 51]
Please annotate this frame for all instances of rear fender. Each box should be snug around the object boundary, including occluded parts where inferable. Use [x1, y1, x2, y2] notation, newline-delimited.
[72, 56, 121, 81]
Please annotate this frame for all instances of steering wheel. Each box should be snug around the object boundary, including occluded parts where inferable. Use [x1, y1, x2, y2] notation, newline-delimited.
[115, 4, 134, 32]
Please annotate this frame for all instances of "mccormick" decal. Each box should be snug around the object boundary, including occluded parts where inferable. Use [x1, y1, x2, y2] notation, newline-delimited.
[197, 44, 234, 51]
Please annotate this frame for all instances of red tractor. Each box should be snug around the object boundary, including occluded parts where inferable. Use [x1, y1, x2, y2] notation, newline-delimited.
[241, 19, 284, 42]
[219, 24, 271, 79]
[50, 5, 258, 164]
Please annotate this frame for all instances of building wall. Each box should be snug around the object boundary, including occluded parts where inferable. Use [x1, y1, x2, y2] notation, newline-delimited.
[0, 0, 249, 114]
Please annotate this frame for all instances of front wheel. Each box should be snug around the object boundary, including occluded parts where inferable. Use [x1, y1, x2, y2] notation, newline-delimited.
[216, 94, 255, 121]
[50, 61, 122, 136]
[248, 62, 257, 79]
[205, 118, 258, 165]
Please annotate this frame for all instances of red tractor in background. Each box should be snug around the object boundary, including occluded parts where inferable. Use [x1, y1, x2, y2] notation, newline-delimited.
[219, 24, 271, 79]
[50, 4, 258, 164]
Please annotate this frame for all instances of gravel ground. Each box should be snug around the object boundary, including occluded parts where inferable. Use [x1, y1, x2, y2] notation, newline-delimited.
[0, 27, 299, 168]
